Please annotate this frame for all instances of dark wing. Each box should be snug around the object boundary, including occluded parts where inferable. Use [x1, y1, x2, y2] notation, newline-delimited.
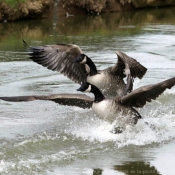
[120, 77, 175, 108]
[0, 93, 93, 109]
[111, 51, 147, 79]
[23, 40, 87, 84]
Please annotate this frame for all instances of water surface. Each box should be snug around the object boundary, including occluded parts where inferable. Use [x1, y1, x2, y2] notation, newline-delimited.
[0, 7, 175, 175]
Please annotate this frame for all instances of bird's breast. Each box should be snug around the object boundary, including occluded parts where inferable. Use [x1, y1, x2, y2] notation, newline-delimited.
[92, 100, 139, 125]
[92, 100, 119, 123]
[87, 72, 126, 97]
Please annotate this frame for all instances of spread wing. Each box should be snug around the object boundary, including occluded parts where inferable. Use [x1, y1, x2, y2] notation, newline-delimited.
[120, 77, 175, 108]
[0, 94, 93, 109]
[112, 51, 147, 79]
[23, 40, 87, 84]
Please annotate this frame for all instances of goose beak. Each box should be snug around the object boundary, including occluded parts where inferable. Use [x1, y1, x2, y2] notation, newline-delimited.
[77, 87, 83, 91]
[77, 82, 90, 92]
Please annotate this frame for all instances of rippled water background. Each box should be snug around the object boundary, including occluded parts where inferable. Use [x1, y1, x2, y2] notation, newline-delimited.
[0, 7, 175, 175]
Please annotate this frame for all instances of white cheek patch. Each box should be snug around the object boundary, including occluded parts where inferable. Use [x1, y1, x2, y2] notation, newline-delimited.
[85, 85, 91, 92]
[80, 56, 87, 64]
[85, 64, 90, 73]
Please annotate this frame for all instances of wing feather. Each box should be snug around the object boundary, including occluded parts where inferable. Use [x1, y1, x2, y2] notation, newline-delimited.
[24, 40, 87, 84]
[120, 77, 175, 107]
[0, 94, 93, 109]
[112, 51, 147, 79]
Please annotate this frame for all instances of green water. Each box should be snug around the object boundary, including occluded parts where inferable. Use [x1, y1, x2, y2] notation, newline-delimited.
[1, 7, 175, 53]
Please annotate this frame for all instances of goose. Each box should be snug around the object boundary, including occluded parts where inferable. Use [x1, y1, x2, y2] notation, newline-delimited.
[1, 76, 175, 133]
[23, 40, 147, 97]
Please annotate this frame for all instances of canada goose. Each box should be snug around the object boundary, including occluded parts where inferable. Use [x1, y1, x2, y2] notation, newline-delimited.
[76, 77, 175, 133]
[1, 76, 175, 133]
[23, 40, 147, 97]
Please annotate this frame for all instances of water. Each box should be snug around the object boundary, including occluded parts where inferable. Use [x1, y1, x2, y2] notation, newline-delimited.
[0, 7, 175, 175]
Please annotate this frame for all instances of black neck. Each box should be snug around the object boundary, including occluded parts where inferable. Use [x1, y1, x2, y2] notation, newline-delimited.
[91, 85, 105, 103]
[86, 56, 98, 76]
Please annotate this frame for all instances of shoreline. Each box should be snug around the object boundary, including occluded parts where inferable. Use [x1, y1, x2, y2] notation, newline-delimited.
[0, 0, 175, 21]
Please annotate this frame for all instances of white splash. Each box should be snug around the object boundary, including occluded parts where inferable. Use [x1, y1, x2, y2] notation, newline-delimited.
[71, 111, 175, 147]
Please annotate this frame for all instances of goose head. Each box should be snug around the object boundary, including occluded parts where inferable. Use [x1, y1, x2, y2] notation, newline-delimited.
[77, 82, 105, 103]
[77, 82, 91, 92]
[74, 54, 97, 76]
[74, 54, 87, 64]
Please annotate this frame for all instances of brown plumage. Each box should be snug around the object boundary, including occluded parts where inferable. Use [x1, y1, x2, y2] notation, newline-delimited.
[120, 76, 175, 107]
[0, 94, 93, 109]
[1, 76, 175, 133]
[23, 40, 147, 97]
[112, 51, 147, 79]
[1, 77, 175, 112]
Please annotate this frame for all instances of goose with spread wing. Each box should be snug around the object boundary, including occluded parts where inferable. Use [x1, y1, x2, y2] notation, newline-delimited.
[23, 40, 147, 97]
[1, 76, 175, 133]
[77, 77, 175, 133]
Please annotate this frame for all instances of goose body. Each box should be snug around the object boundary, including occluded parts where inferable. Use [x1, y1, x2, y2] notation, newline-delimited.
[93, 100, 139, 133]
[23, 40, 147, 97]
[92, 99, 138, 125]
[1, 76, 175, 133]
[86, 69, 126, 96]
[77, 82, 141, 132]
[76, 76, 175, 132]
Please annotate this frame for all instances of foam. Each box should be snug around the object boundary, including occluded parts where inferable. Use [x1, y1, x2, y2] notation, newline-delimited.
[71, 112, 175, 148]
